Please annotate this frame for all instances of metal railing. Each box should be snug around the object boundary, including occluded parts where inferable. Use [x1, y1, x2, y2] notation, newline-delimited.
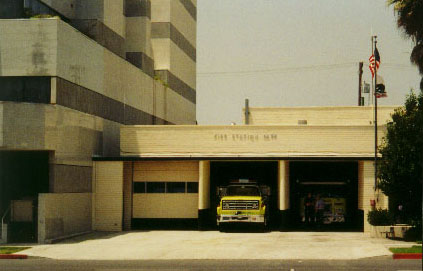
[1, 205, 11, 236]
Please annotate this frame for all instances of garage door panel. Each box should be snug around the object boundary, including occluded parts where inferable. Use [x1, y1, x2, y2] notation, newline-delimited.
[131, 161, 199, 219]
[133, 194, 198, 218]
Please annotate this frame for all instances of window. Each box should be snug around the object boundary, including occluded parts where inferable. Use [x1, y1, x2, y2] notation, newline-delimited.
[166, 182, 185, 193]
[226, 185, 260, 196]
[133, 182, 146, 193]
[187, 182, 198, 193]
[135, 182, 199, 194]
[147, 182, 165, 193]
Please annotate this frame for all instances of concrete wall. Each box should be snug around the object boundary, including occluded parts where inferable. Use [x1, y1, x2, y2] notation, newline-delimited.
[38, 193, 91, 243]
[0, 102, 116, 192]
[247, 106, 397, 126]
[121, 125, 387, 158]
[0, 19, 58, 76]
[11, 200, 33, 222]
[92, 161, 123, 231]
[358, 161, 376, 233]
[103, 0, 125, 38]
[125, 16, 153, 57]
[39, 0, 77, 18]
[0, 19, 196, 124]
[74, 0, 103, 20]
[151, 0, 196, 116]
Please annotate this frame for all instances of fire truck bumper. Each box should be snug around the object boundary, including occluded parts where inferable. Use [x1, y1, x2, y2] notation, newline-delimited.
[217, 214, 265, 224]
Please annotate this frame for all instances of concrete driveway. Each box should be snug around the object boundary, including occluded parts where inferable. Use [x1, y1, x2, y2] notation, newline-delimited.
[22, 231, 408, 260]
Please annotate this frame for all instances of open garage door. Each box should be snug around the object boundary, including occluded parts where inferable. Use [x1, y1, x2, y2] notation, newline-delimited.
[289, 161, 361, 231]
[210, 161, 278, 229]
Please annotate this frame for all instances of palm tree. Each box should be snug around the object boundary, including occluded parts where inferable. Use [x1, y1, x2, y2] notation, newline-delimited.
[388, 0, 423, 89]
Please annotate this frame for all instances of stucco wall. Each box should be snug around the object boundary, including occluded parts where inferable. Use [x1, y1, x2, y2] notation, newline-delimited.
[38, 193, 91, 243]
[92, 161, 123, 231]
[247, 106, 397, 126]
[121, 125, 387, 158]
[359, 161, 376, 233]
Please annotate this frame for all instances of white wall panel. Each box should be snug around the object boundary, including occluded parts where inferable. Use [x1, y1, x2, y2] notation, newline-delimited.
[93, 161, 123, 231]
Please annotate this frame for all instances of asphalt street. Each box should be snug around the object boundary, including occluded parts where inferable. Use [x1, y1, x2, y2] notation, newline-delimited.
[0, 257, 421, 271]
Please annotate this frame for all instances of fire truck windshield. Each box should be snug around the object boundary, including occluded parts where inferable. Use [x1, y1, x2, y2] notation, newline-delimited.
[226, 186, 260, 196]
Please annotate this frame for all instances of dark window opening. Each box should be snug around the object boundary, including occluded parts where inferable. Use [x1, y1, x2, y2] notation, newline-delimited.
[166, 182, 185, 193]
[186, 182, 198, 193]
[0, 76, 51, 103]
[146, 182, 165, 193]
[133, 182, 146, 193]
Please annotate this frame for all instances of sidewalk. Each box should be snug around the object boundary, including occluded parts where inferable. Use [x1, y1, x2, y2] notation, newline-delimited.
[21, 231, 411, 260]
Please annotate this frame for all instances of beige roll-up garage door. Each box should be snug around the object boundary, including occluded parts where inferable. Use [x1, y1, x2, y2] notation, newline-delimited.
[132, 161, 199, 218]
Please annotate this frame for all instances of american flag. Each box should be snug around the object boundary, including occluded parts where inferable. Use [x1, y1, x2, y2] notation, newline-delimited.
[369, 48, 380, 78]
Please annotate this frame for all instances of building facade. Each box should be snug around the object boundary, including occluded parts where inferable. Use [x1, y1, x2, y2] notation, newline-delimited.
[91, 106, 395, 237]
[0, 0, 196, 243]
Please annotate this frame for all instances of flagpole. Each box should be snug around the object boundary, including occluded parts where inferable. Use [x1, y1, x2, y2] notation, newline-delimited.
[371, 37, 374, 106]
[373, 36, 378, 191]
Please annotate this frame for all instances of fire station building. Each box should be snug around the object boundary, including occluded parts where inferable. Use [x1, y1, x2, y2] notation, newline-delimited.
[90, 106, 394, 236]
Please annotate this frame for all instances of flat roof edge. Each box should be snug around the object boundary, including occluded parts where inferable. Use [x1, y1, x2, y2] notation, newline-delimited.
[92, 156, 377, 161]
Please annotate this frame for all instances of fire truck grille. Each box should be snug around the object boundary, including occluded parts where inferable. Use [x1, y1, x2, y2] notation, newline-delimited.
[222, 200, 259, 210]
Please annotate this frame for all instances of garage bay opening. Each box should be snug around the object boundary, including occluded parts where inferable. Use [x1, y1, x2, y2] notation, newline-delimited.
[210, 161, 278, 230]
[289, 161, 361, 231]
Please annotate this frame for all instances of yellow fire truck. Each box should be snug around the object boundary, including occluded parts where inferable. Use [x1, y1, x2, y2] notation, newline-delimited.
[216, 179, 270, 230]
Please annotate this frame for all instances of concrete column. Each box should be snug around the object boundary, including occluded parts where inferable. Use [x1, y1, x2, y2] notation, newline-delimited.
[198, 160, 210, 229]
[278, 160, 290, 229]
[122, 162, 133, 231]
[199, 161, 210, 209]
[278, 160, 289, 210]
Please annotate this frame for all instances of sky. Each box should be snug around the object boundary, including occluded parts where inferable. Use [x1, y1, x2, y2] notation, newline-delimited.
[196, 0, 421, 124]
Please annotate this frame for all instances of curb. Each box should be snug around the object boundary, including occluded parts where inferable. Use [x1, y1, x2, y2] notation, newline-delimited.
[0, 254, 28, 259]
[392, 253, 422, 260]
